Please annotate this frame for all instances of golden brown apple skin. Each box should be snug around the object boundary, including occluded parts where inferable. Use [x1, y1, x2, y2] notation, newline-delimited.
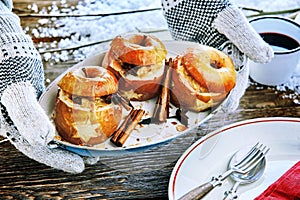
[54, 90, 122, 146]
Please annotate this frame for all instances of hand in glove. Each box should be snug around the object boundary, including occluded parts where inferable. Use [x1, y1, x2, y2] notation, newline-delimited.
[0, 0, 84, 173]
[161, 0, 273, 63]
[161, 0, 274, 111]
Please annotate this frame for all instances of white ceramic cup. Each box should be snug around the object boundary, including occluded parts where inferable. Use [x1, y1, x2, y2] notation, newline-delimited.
[249, 16, 300, 86]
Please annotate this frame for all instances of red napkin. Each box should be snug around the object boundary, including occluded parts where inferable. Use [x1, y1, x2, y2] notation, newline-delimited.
[255, 161, 300, 200]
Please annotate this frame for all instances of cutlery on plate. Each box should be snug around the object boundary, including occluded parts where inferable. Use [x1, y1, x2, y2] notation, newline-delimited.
[223, 144, 269, 200]
[178, 142, 269, 200]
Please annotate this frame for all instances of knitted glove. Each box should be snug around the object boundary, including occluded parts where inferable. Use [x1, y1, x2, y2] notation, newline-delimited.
[0, 0, 84, 173]
[218, 42, 249, 112]
[161, 0, 274, 112]
[0, 105, 84, 173]
[161, 0, 274, 63]
[1, 0, 11, 9]
[2, 82, 55, 146]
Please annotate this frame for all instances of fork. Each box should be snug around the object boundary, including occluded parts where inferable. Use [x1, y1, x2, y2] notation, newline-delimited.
[178, 142, 269, 200]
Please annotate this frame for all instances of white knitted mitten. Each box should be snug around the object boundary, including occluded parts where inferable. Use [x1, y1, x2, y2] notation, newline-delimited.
[2, 82, 55, 146]
[161, 0, 274, 63]
[0, 82, 85, 174]
[1, 0, 11, 10]
[213, 5, 274, 63]
[219, 42, 250, 112]
[0, 0, 85, 173]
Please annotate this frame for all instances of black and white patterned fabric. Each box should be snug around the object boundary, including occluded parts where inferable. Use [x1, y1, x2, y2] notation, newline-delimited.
[0, 56, 45, 99]
[162, 0, 231, 48]
[0, 0, 45, 124]
[0, 0, 85, 173]
[0, 57, 44, 133]
[0, 0, 11, 10]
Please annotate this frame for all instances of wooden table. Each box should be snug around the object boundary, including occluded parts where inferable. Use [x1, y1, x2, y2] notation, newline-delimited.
[1, 1, 299, 199]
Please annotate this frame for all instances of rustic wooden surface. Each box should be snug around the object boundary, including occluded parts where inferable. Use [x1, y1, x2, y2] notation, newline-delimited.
[0, 1, 299, 199]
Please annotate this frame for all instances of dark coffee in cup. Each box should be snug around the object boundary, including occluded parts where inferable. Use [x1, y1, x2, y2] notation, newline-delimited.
[249, 16, 300, 86]
[259, 32, 300, 52]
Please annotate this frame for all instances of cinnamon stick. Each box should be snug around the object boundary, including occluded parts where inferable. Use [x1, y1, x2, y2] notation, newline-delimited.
[152, 58, 173, 123]
[112, 92, 133, 111]
[111, 109, 145, 147]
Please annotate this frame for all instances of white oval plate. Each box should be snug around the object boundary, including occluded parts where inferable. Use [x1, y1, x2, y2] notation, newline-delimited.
[39, 41, 243, 157]
[168, 117, 300, 200]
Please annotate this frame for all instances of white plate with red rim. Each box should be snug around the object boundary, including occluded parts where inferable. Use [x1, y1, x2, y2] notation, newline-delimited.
[168, 117, 300, 200]
[39, 40, 245, 157]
